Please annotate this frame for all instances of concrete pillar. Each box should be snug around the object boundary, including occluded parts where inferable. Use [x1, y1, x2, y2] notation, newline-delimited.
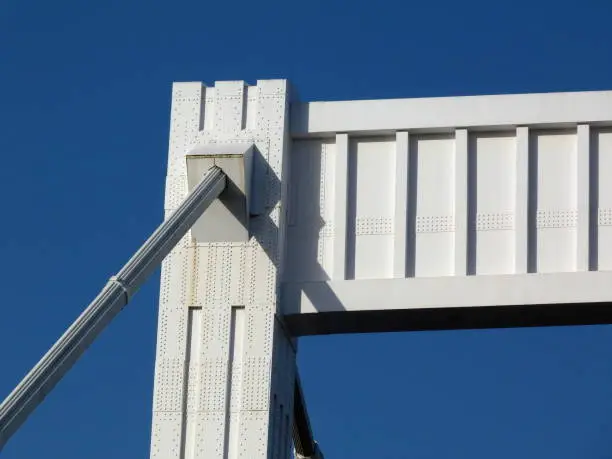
[150, 80, 296, 459]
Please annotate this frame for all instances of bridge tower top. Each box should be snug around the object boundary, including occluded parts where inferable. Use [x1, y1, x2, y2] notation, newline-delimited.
[152, 80, 612, 458]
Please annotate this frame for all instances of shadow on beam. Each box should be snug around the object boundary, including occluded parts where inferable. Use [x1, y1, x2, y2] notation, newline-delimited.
[283, 302, 612, 336]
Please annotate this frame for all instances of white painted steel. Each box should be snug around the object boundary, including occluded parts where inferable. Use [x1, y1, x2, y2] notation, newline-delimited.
[285, 116, 612, 285]
[152, 80, 296, 459]
[576, 124, 591, 271]
[284, 89, 612, 336]
[598, 129, 612, 270]
[0, 166, 226, 452]
[515, 127, 530, 274]
[284, 271, 612, 315]
[291, 90, 612, 136]
[157, 83, 612, 457]
[454, 129, 469, 275]
[332, 133, 348, 280]
[392, 132, 409, 278]
[186, 143, 254, 242]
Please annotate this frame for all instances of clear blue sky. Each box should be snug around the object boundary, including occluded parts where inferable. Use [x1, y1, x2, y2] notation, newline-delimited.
[1, 1, 612, 457]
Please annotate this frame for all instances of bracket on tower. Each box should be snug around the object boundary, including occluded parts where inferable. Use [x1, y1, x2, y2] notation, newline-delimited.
[186, 143, 254, 242]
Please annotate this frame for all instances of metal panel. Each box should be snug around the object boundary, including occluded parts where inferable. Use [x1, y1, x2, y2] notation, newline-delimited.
[332, 134, 348, 280]
[532, 129, 577, 273]
[151, 80, 295, 459]
[291, 90, 612, 136]
[348, 137, 395, 279]
[413, 134, 455, 277]
[150, 412, 183, 459]
[285, 140, 335, 282]
[154, 83, 612, 457]
[471, 131, 516, 275]
[284, 271, 612, 315]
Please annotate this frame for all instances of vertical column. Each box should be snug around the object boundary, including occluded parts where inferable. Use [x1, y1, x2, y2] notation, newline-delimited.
[333, 133, 349, 280]
[151, 81, 205, 459]
[576, 124, 591, 271]
[214, 81, 246, 133]
[454, 129, 468, 275]
[167, 82, 205, 177]
[151, 80, 295, 459]
[393, 132, 409, 278]
[515, 126, 530, 274]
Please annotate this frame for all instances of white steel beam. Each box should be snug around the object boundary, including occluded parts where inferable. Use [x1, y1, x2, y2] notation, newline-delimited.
[454, 129, 469, 275]
[282, 272, 612, 335]
[515, 126, 530, 274]
[291, 90, 612, 137]
[332, 133, 349, 280]
[576, 124, 591, 271]
[393, 132, 409, 278]
[284, 272, 612, 314]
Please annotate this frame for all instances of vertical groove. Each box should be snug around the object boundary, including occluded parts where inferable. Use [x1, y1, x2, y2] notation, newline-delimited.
[333, 133, 349, 280]
[466, 133, 478, 275]
[393, 132, 409, 277]
[454, 129, 469, 275]
[204, 88, 215, 131]
[224, 306, 245, 459]
[590, 129, 600, 270]
[244, 86, 258, 130]
[527, 131, 539, 273]
[515, 127, 530, 273]
[406, 136, 418, 277]
[241, 85, 248, 130]
[577, 124, 591, 271]
[181, 307, 201, 459]
[198, 85, 208, 131]
[345, 139, 357, 280]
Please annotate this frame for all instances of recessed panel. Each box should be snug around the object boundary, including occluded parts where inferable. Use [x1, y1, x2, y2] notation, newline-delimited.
[532, 130, 577, 273]
[472, 132, 516, 275]
[349, 137, 395, 279]
[412, 134, 454, 277]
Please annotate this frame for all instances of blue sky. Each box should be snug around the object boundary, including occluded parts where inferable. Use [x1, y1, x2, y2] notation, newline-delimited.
[1, 0, 612, 457]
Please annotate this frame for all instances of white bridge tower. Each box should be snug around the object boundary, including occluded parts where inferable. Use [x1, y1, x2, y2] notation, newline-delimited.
[151, 80, 612, 458]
